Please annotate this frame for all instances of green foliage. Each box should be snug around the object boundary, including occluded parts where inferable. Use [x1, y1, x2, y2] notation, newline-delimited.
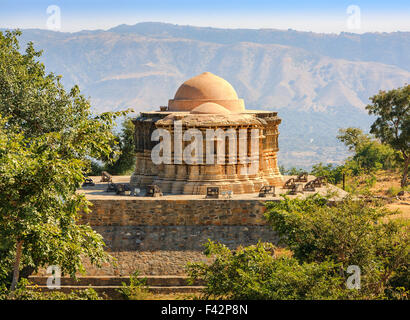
[310, 163, 343, 184]
[387, 263, 410, 299]
[188, 196, 409, 300]
[278, 165, 286, 175]
[351, 141, 397, 173]
[0, 117, 111, 288]
[386, 186, 400, 197]
[0, 30, 128, 290]
[265, 195, 409, 299]
[386, 186, 410, 197]
[118, 270, 149, 300]
[337, 127, 399, 174]
[365, 85, 410, 186]
[104, 118, 136, 175]
[308, 127, 402, 192]
[337, 127, 369, 152]
[0, 279, 102, 300]
[187, 241, 351, 300]
[88, 160, 105, 176]
[282, 167, 305, 175]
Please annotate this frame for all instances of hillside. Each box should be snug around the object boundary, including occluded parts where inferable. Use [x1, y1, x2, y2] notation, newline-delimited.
[8, 23, 410, 168]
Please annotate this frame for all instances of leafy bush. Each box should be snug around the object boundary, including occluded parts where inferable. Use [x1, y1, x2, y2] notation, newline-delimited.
[0, 279, 102, 300]
[310, 163, 344, 184]
[265, 195, 409, 299]
[386, 186, 410, 197]
[187, 241, 349, 300]
[118, 271, 150, 300]
[188, 195, 409, 300]
[308, 127, 401, 189]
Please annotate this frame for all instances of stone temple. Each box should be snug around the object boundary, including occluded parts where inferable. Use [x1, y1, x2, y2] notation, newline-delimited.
[130, 72, 283, 194]
[32, 73, 348, 295]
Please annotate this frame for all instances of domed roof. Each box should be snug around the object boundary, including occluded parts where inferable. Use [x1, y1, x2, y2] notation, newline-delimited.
[174, 72, 239, 101]
[190, 102, 231, 115]
[168, 72, 245, 113]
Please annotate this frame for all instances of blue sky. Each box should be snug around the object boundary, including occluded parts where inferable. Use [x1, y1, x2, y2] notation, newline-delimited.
[0, 0, 409, 33]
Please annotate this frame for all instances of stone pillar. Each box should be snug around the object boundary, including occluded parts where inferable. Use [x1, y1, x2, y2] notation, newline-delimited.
[183, 165, 200, 194]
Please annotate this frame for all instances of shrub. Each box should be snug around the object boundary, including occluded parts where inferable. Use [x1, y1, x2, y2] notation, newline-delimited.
[265, 194, 409, 299]
[118, 271, 150, 300]
[187, 241, 351, 300]
[386, 186, 410, 197]
[188, 195, 409, 300]
[310, 163, 344, 184]
[0, 279, 102, 300]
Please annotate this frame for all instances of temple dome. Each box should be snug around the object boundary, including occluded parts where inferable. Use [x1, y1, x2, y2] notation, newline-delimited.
[174, 72, 239, 101]
[190, 102, 231, 115]
[168, 72, 245, 113]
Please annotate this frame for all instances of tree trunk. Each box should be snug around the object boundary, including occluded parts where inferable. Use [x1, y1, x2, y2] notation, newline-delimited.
[10, 240, 23, 293]
[401, 156, 409, 187]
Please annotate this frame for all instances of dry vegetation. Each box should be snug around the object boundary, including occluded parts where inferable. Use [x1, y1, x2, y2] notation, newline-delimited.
[343, 170, 409, 220]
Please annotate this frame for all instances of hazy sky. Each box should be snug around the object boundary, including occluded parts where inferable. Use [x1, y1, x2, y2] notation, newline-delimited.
[0, 0, 409, 33]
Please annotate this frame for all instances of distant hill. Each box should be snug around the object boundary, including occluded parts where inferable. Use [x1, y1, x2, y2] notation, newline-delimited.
[6, 23, 410, 168]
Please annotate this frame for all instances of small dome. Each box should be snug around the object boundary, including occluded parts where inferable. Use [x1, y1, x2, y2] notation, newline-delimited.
[190, 102, 231, 115]
[174, 72, 239, 101]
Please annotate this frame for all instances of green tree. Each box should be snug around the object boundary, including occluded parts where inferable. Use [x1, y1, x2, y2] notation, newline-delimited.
[366, 85, 410, 186]
[0, 30, 127, 294]
[337, 127, 370, 152]
[104, 118, 136, 175]
[337, 127, 398, 174]
[310, 163, 343, 184]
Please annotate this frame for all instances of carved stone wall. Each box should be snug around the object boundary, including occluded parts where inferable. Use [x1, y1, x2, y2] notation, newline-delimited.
[130, 111, 283, 194]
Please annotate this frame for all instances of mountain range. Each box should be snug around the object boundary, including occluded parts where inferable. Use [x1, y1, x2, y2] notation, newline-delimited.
[6, 22, 410, 168]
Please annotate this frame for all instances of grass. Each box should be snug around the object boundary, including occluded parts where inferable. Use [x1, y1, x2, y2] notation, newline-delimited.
[386, 185, 410, 197]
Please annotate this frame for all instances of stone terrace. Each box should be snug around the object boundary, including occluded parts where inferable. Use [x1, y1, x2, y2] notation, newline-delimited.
[79, 175, 348, 201]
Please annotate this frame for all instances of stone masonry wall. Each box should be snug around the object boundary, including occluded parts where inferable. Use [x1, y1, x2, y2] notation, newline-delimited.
[80, 199, 271, 227]
[78, 199, 278, 276]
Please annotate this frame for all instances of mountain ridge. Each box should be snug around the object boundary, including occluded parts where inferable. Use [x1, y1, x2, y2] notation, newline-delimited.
[3, 22, 410, 168]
